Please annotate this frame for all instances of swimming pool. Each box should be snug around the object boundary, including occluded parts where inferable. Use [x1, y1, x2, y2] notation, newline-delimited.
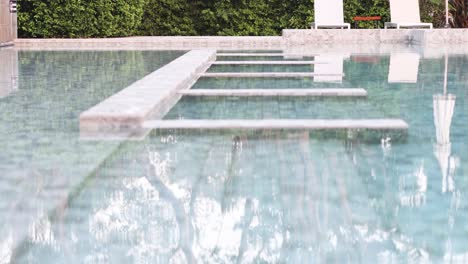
[2, 47, 468, 263]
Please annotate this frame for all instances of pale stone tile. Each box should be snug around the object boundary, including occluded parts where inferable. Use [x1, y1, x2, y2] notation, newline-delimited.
[143, 119, 409, 130]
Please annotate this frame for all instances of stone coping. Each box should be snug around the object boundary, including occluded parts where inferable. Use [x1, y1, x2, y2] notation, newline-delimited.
[179, 88, 367, 97]
[13, 29, 468, 51]
[15, 36, 283, 50]
[79, 49, 216, 134]
[143, 119, 409, 130]
[283, 29, 468, 45]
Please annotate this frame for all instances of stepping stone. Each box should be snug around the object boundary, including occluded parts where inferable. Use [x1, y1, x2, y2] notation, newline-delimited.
[179, 88, 367, 97]
[143, 119, 409, 131]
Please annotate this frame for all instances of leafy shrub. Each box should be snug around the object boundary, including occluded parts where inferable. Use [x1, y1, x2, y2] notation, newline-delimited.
[17, 0, 460, 38]
[18, 0, 146, 38]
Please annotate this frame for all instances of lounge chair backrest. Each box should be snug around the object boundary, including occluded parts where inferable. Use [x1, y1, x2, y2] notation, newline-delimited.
[315, 0, 345, 25]
[389, 0, 422, 23]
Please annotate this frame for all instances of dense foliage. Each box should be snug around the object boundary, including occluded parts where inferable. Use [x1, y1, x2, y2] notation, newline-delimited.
[449, 0, 468, 27]
[18, 0, 455, 38]
[18, 0, 146, 37]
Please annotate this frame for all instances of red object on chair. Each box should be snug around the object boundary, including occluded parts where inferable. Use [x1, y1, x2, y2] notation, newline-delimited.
[353, 16, 382, 28]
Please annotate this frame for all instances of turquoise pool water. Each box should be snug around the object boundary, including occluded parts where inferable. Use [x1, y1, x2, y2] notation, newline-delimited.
[192, 77, 352, 89]
[216, 56, 317, 61]
[164, 97, 389, 119]
[207, 65, 315, 73]
[0, 49, 184, 263]
[3, 49, 468, 263]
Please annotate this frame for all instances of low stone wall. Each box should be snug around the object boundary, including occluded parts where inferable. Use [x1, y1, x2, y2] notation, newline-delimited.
[13, 29, 468, 50]
[15, 36, 283, 50]
[283, 29, 468, 46]
[283, 29, 414, 46]
[412, 28, 468, 46]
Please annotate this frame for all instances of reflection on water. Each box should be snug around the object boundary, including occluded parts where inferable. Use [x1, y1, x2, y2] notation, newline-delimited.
[0, 49, 184, 263]
[0, 48, 18, 98]
[13, 125, 468, 263]
[4, 51, 468, 263]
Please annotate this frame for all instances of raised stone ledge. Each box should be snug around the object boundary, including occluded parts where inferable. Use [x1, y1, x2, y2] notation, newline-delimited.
[282, 29, 468, 46]
[201, 72, 344, 78]
[14, 29, 468, 51]
[79, 49, 216, 134]
[179, 88, 368, 97]
[15, 36, 284, 50]
[143, 119, 409, 131]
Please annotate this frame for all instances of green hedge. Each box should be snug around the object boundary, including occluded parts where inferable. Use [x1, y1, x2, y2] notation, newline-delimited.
[18, 0, 445, 38]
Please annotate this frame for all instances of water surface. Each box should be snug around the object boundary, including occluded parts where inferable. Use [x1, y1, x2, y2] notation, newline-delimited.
[4, 49, 468, 263]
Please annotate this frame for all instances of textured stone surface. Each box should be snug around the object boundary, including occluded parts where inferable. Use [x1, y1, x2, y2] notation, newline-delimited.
[79, 50, 216, 132]
[15, 37, 284, 50]
[143, 119, 409, 130]
[283, 29, 468, 46]
[283, 29, 384, 46]
[14, 29, 468, 50]
[179, 88, 367, 97]
[416, 29, 468, 46]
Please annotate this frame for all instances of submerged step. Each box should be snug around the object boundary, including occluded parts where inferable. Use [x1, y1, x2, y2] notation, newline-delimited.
[201, 72, 344, 78]
[179, 88, 367, 97]
[211, 61, 323, 65]
[143, 119, 409, 131]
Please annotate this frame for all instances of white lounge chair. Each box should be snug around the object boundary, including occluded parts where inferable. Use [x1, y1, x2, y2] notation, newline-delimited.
[311, 0, 350, 29]
[388, 53, 420, 83]
[385, 0, 433, 29]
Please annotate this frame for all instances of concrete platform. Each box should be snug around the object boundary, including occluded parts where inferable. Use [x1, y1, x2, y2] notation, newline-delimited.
[211, 61, 322, 65]
[179, 88, 367, 97]
[143, 119, 409, 130]
[79, 50, 216, 133]
[201, 72, 343, 78]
